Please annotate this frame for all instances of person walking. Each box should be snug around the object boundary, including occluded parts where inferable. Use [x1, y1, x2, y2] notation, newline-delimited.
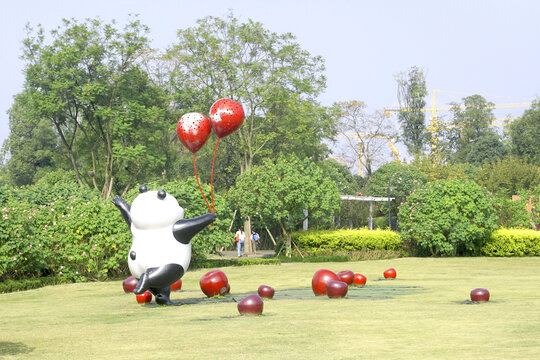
[235, 228, 245, 257]
[251, 230, 260, 255]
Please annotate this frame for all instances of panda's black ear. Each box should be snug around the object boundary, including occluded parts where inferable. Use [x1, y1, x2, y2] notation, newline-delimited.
[139, 184, 148, 193]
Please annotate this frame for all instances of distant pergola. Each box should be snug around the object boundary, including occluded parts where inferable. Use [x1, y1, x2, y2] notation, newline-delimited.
[340, 195, 395, 230]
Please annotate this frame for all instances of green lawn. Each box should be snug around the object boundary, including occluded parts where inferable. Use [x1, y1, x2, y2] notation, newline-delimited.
[1, 257, 540, 359]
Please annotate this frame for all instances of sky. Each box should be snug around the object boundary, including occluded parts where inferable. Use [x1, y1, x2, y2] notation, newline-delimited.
[1, 0, 539, 166]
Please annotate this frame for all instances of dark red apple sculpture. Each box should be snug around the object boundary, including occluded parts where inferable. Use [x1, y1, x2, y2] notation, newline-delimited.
[312, 269, 339, 296]
[470, 288, 490, 302]
[123, 276, 138, 293]
[200, 270, 229, 297]
[258, 285, 275, 299]
[383, 268, 397, 279]
[353, 273, 367, 287]
[337, 270, 354, 285]
[170, 278, 182, 292]
[326, 280, 348, 298]
[136, 290, 152, 304]
[237, 294, 264, 315]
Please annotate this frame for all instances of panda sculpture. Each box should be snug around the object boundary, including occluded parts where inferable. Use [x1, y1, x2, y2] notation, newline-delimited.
[113, 184, 216, 305]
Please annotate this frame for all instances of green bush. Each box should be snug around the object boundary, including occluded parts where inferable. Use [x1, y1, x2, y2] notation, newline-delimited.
[0, 196, 131, 282]
[492, 196, 531, 228]
[398, 179, 497, 256]
[291, 229, 402, 254]
[0, 276, 71, 294]
[481, 229, 540, 256]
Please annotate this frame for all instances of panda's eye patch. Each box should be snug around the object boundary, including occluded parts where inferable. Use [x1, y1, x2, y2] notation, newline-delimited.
[139, 184, 148, 193]
[157, 190, 166, 200]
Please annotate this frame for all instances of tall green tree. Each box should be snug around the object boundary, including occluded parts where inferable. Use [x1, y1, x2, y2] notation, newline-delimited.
[229, 155, 341, 256]
[395, 66, 428, 156]
[443, 94, 505, 163]
[3, 91, 64, 186]
[167, 13, 337, 175]
[20, 17, 171, 198]
[509, 100, 540, 164]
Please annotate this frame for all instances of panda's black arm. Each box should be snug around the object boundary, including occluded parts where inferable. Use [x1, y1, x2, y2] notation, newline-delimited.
[112, 195, 132, 229]
[173, 213, 217, 244]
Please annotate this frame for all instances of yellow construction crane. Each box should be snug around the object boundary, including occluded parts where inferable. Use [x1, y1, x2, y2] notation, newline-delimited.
[384, 90, 532, 162]
[339, 132, 400, 176]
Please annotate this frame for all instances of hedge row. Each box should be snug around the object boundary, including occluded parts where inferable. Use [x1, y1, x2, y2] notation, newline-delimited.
[0, 276, 71, 294]
[481, 229, 540, 256]
[291, 229, 403, 254]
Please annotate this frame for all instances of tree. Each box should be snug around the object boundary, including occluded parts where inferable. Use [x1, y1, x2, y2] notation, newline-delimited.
[167, 13, 338, 252]
[167, 13, 337, 175]
[229, 155, 341, 256]
[443, 94, 502, 163]
[4, 92, 64, 186]
[20, 17, 171, 198]
[474, 156, 540, 197]
[398, 179, 497, 256]
[395, 66, 429, 156]
[509, 100, 540, 164]
[336, 101, 397, 177]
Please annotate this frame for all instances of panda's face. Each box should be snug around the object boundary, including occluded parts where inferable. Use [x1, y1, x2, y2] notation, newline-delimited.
[130, 189, 184, 229]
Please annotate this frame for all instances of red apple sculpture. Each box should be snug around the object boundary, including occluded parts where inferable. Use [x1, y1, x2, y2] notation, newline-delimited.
[237, 294, 264, 315]
[123, 276, 138, 293]
[200, 270, 229, 297]
[170, 279, 182, 292]
[312, 269, 339, 296]
[136, 290, 152, 304]
[326, 280, 348, 298]
[337, 270, 354, 285]
[258, 285, 275, 299]
[470, 288, 490, 302]
[383, 268, 397, 279]
[353, 273, 367, 287]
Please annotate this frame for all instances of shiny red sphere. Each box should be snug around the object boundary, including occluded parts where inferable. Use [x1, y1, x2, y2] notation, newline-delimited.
[337, 270, 354, 285]
[312, 269, 339, 296]
[383, 268, 397, 279]
[176, 113, 212, 153]
[237, 294, 264, 315]
[470, 288, 490, 302]
[122, 276, 138, 293]
[170, 278, 182, 292]
[326, 280, 348, 298]
[209, 98, 245, 138]
[200, 270, 229, 297]
[258, 285, 275, 299]
[353, 273, 367, 287]
[136, 291, 152, 304]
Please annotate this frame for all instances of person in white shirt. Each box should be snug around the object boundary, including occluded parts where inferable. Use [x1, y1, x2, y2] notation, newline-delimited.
[235, 228, 245, 257]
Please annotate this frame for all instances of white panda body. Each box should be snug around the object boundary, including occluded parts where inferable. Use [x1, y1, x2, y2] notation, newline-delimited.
[127, 190, 190, 279]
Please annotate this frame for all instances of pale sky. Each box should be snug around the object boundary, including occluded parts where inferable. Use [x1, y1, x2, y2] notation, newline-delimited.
[1, 0, 539, 164]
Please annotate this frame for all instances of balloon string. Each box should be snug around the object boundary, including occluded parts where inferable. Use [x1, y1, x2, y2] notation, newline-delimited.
[210, 137, 220, 214]
[193, 153, 212, 213]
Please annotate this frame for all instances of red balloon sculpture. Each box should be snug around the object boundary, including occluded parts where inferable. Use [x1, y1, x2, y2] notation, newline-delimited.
[177, 100, 245, 215]
[177, 113, 213, 212]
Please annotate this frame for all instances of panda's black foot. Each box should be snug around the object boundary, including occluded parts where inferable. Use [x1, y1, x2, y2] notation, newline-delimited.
[133, 273, 150, 295]
[155, 294, 175, 306]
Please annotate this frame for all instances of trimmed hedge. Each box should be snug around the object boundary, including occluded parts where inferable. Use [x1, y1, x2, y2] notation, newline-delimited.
[481, 229, 540, 256]
[0, 276, 71, 294]
[191, 257, 281, 269]
[291, 229, 403, 254]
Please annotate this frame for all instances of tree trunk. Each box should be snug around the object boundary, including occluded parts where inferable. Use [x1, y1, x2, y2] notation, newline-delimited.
[278, 219, 291, 257]
[244, 216, 252, 254]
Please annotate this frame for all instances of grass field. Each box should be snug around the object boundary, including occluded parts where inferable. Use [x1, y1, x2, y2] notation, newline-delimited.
[1, 257, 540, 359]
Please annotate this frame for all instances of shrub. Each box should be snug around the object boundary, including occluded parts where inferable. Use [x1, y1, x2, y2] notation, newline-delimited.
[398, 179, 497, 256]
[492, 196, 530, 228]
[481, 229, 540, 256]
[290, 229, 402, 255]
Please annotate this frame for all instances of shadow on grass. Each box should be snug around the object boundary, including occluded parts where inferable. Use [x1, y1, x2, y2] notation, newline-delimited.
[141, 284, 424, 308]
[0, 342, 34, 356]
